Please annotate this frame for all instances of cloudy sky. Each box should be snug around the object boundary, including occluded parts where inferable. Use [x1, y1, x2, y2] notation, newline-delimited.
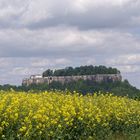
[0, 0, 140, 88]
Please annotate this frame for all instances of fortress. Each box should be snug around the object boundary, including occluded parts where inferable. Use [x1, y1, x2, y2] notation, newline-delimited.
[22, 74, 122, 86]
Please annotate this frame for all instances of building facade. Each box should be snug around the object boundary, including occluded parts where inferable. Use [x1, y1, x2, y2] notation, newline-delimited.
[22, 74, 122, 86]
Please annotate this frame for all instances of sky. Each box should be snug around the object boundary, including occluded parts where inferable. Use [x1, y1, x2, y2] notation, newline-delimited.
[0, 0, 140, 88]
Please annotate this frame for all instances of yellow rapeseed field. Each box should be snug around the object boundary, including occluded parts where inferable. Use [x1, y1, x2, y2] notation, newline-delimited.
[0, 90, 140, 139]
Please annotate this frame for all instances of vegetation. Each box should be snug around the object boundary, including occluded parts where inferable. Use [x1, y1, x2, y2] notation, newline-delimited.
[0, 80, 140, 100]
[42, 65, 120, 77]
[47, 79, 140, 98]
[0, 91, 140, 139]
[0, 65, 139, 100]
[8, 80, 138, 100]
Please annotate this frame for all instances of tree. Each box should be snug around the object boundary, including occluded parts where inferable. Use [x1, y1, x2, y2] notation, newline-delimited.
[42, 65, 120, 77]
[43, 69, 53, 77]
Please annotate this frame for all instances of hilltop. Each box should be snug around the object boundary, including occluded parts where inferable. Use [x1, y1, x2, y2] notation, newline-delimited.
[20, 65, 140, 99]
[0, 65, 140, 99]
[22, 65, 122, 86]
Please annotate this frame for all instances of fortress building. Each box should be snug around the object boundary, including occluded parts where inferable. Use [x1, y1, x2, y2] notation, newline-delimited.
[22, 74, 122, 86]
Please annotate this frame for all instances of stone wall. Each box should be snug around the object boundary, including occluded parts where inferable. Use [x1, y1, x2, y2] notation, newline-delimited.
[22, 74, 122, 86]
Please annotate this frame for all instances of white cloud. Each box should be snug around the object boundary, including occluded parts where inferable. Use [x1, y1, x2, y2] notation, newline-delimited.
[106, 54, 140, 65]
[73, 0, 130, 9]
[9, 66, 45, 76]
[54, 58, 71, 65]
[31, 58, 50, 67]
[117, 65, 140, 73]
[86, 59, 96, 65]
[0, 0, 27, 22]
[20, 0, 52, 24]
[0, 58, 11, 67]
[31, 58, 71, 67]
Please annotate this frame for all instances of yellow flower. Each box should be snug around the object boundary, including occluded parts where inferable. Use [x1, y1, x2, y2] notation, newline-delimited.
[0, 90, 140, 139]
[19, 126, 26, 132]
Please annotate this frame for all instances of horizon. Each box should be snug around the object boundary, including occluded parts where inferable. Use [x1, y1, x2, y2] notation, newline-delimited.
[1, 65, 140, 90]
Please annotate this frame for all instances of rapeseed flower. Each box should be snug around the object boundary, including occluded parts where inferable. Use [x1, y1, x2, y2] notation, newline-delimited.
[0, 91, 140, 139]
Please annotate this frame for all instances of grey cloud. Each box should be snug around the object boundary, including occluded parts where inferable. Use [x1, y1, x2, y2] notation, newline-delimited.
[106, 54, 140, 66]
[19, 0, 140, 30]
[0, 0, 140, 88]
[26, 7, 128, 30]
[0, 28, 140, 57]
[0, 0, 140, 29]
[19, 1, 140, 30]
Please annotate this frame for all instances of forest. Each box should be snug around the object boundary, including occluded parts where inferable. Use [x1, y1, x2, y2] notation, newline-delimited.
[42, 65, 120, 77]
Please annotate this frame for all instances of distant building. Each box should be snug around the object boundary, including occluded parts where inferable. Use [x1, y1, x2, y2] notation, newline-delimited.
[22, 74, 122, 86]
[30, 75, 42, 79]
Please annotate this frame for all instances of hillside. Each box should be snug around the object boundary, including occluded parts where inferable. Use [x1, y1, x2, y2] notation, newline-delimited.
[20, 65, 140, 99]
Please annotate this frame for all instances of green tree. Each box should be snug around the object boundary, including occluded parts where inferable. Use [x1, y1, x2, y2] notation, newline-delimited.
[43, 69, 53, 77]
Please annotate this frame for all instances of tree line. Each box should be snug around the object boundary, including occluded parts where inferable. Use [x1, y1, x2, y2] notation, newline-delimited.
[1, 79, 139, 100]
[42, 65, 120, 77]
